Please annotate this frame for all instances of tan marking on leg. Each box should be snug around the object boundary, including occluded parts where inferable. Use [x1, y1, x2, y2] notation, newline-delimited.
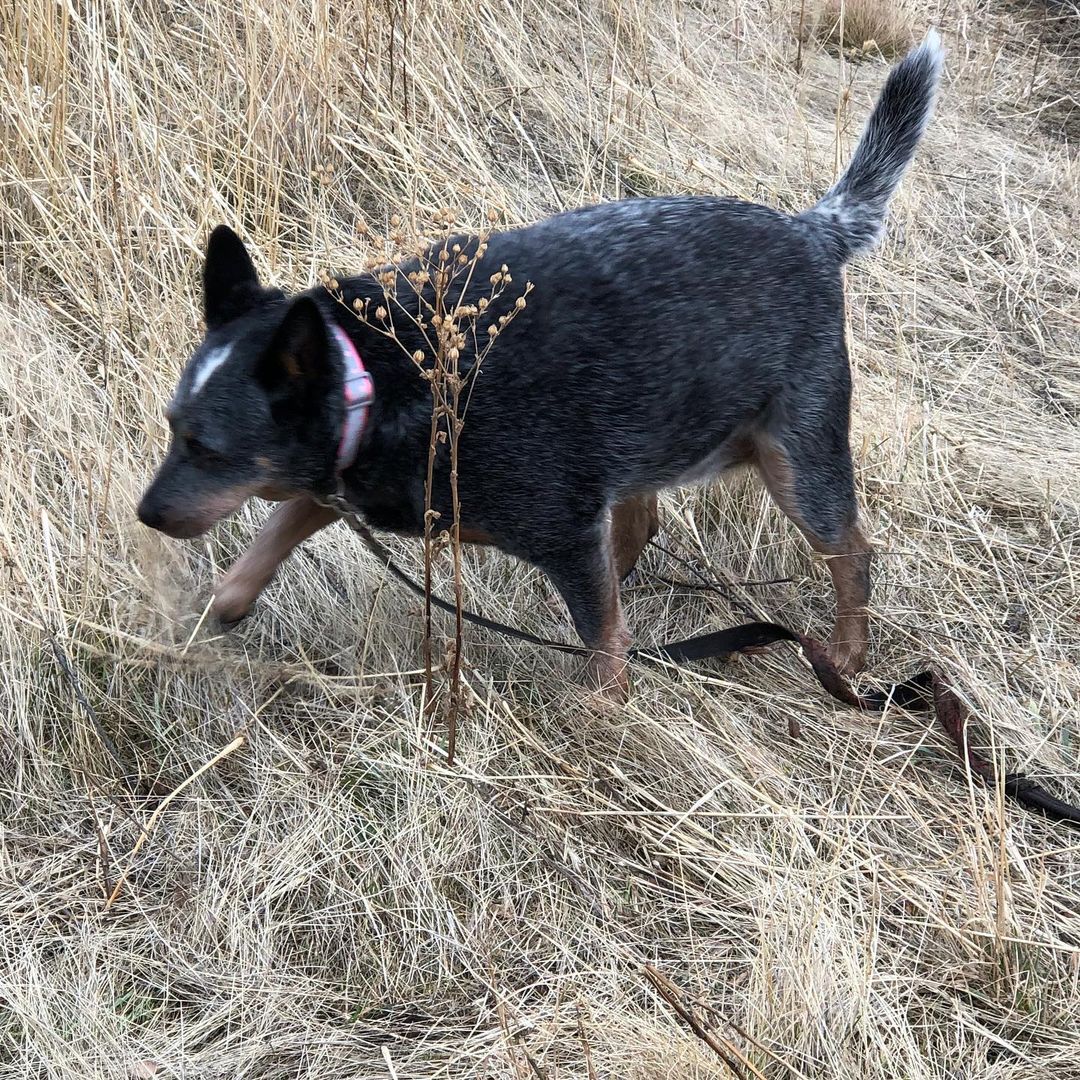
[754, 439, 871, 675]
[814, 524, 871, 675]
[584, 518, 633, 702]
[611, 493, 660, 579]
[212, 495, 339, 624]
[585, 605, 631, 702]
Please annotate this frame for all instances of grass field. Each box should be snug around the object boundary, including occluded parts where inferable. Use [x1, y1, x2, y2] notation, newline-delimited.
[2, 1, 1079, 1076]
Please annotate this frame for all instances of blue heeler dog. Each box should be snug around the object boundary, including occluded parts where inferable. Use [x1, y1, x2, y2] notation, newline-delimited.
[139, 32, 945, 698]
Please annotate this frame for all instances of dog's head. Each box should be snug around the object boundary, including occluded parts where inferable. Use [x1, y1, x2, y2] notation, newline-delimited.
[138, 227, 344, 539]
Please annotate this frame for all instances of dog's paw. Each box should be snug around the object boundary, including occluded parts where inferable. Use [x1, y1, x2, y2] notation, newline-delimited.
[210, 586, 255, 630]
[826, 635, 867, 678]
[582, 683, 628, 715]
[583, 652, 631, 707]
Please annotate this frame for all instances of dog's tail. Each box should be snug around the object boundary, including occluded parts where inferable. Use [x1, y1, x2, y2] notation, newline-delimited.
[799, 29, 944, 261]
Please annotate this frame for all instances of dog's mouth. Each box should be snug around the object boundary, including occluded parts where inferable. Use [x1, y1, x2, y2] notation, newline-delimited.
[138, 509, 218, 540]
[157, 519, 213, 540]
[138, 484, 256, 540]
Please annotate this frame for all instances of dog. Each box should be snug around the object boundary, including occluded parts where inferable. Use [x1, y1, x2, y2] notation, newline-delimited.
[138, 32, 944, 698]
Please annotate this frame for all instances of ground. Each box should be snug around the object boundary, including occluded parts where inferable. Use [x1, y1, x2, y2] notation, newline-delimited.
[1, 1, 1079, 1077]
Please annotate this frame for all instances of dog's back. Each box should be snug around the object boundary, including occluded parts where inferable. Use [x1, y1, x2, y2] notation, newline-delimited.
[438, 197, 841, 496]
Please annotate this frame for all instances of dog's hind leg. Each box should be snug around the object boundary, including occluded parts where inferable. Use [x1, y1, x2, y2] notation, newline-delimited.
[611, 493, 660, 580]
[753, 426, 872, 676]
[212, 495, 339, 626]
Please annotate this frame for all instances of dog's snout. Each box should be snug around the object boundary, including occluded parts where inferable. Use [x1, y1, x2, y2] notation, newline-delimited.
[137, 492, 166, 532]
[136, 482, 242, 539]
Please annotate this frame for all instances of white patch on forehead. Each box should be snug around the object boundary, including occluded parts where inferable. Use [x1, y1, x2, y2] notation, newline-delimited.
[189, 344, 233, 398]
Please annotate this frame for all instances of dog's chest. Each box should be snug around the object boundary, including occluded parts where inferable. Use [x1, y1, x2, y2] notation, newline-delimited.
[346, 480, 426, 535]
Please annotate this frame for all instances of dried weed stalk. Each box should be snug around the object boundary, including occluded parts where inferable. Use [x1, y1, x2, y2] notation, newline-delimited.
[327, 210, 532, 762]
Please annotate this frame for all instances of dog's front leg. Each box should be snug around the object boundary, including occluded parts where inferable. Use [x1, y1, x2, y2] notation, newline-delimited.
[212, 495, 339, 626]
[540, 513, 632, 702]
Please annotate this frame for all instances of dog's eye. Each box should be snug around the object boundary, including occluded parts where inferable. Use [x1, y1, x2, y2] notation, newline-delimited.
[185, 435, 225, 464]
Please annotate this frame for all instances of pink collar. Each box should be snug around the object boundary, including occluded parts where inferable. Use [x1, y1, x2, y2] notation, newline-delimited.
[331, 324, 374, 472]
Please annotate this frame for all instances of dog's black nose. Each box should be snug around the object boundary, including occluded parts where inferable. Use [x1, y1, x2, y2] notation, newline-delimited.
[137, 494, 164, 531]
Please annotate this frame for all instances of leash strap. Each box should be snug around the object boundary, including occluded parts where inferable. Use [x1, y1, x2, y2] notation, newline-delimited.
[328, 500, 1080, 827]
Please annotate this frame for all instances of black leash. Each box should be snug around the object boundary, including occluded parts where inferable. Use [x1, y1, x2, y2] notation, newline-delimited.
[330, 504, 1080, 827]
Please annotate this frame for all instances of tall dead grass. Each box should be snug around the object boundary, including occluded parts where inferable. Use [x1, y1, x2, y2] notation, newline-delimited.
[2, 0, 1079, 1077]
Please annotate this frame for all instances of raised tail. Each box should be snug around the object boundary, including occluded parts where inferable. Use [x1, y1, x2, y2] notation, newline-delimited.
[799, 29, 944, 260]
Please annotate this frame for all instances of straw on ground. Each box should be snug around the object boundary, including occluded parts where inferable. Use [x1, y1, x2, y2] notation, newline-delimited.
[1, 0, 1079, 1077]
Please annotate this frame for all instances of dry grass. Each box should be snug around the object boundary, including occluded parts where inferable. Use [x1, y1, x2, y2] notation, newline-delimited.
[2, 0, 1080, 1077]
[804, 0, 919, 56]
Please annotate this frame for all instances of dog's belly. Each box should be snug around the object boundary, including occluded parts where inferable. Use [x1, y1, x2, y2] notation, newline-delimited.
[667, 431, 756, 489]
[359, 494, 494, 547]
[358, 500, 424, 535]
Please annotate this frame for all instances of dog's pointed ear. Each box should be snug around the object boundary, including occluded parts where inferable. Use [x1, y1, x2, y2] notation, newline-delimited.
[203, 225, 260, 327]
[255, 296, 333, 407]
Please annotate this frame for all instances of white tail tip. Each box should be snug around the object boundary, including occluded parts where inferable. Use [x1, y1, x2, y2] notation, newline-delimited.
[921, 27, 943, 59]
